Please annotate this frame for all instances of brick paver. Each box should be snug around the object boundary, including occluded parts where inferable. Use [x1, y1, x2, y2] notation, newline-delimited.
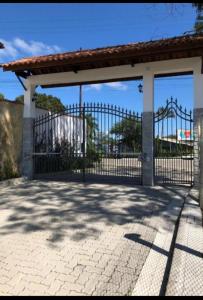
[0, 180, 188, 295]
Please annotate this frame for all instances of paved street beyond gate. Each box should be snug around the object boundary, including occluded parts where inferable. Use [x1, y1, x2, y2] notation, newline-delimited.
[0, 180, 188, 296]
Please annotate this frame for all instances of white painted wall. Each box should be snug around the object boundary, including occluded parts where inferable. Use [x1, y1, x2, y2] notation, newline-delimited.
[34, 111, 85, 155]
[193, 61, 203, 109]
[35, 107, 48, 117]
[23, 82, 36, 118]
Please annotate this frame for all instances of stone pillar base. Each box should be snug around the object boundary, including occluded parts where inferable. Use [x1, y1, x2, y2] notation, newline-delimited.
[142, 111, 154, 186]
[22, 118, 34, 180]
[193, 108, 203, 187]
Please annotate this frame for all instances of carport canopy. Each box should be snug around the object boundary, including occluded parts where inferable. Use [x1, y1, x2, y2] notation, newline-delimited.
[1, 33, 203, 185]
[1, 33, 203, 111]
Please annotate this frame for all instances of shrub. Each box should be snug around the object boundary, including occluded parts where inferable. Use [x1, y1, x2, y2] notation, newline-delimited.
[0, 158, 19, 181]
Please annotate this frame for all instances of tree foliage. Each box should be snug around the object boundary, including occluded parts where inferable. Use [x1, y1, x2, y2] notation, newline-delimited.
[15, 93, 65, 112]
[85, 113, 101, 161]
[155, 106, 175, 137]
[110, 117, 142, 152]
[193, 3, 203, 33]
[85, 113, 99, 141]
[0, 93, 5, 101]
[160, 3, 203, 33]
[156, 106, 175, 120]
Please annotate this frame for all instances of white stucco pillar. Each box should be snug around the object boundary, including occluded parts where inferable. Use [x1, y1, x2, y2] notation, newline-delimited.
[22, 81, 36, 179]
[142, 71, 154, 186]
[193, 62, 203, 188]
[23, 81, 36, 118]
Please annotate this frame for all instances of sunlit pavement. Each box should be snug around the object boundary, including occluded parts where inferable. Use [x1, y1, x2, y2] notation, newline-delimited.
[0, 180, 188, 295]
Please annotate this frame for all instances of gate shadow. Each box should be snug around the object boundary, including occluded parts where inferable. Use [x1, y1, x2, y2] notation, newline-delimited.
[0, 180, 188, 245]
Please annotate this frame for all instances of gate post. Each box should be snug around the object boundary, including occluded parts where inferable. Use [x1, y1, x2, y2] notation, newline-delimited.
[193, 67, 203, 188]
[142, 71, 154, 186]
[22, 81, 36, 180]
[200, 114, 203, 209]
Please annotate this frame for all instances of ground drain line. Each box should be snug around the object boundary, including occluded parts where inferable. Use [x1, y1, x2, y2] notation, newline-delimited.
[159, 192, 188, 296]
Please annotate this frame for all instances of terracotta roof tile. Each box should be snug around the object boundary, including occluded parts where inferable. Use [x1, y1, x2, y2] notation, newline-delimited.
[2, 33, 203, 73]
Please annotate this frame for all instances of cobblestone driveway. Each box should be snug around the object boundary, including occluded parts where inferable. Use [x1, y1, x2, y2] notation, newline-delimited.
[0, 180, 188, 295]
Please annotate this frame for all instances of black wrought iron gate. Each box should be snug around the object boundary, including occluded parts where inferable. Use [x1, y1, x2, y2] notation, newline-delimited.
[33, 103, 142, 184]
[154, 98, 194, 186]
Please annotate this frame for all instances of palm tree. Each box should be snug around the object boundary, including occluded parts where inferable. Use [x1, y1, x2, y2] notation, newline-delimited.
[156, 106, 175, 138]
[84, 113, 100, 161]
[85, 113, 98, 140]
[155, 106, 176, 154]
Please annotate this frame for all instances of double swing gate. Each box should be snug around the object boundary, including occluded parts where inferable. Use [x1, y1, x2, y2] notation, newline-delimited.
[154, 97, 194, 186]
[33, 103, 142, 184]
[33, 98, 194, 186]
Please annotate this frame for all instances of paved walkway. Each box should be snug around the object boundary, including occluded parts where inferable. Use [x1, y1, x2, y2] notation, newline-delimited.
[166, 188, 203, 296]
[0, 180, 188, 296]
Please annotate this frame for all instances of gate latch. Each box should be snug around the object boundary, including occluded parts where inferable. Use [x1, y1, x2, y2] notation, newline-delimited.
[138, 153, 150, 162]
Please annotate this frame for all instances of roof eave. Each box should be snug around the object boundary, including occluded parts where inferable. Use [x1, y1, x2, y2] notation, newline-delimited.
[2, 33, 203, 73]
[3, 48, 203, 75]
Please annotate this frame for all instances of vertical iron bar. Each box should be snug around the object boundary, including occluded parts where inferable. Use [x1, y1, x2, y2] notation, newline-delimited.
[180, 106, 183, 184]
[82, 105, 86, 182]
[190, 110, 192, 185]
[185, 108, 187, 184]
[175, 100, 178, 184]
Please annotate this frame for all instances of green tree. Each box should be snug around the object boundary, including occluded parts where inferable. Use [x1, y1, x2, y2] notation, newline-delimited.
[160, 3, 203, 34]
[155, 106, 176, 154]
[0, 93, 5, 101]
[156, 106, 175, 138]
[110, 117, 142, 152]
[15, 93, 65, 112]
[85, 113, 99, 141]
[85, 113, 99, 158]
[193, 3, 203, 33]
[97, 132, 116, 155]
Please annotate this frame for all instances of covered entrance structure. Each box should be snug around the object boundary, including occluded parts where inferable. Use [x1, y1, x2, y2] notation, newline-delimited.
[1, 33, 203, 186]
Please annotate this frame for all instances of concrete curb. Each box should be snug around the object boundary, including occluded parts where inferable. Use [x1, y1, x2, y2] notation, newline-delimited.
[131, 190, 188, 296]
[166, 188, 203, 296]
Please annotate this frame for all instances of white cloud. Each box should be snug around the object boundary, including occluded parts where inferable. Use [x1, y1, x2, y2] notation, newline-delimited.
[89, 83, 102, 91]
[84, 83, 102, 91]
[13, 38, 61, 56]
[85, 81, 128, 92]
[0, 37, 62, 62]
[0, 39, 18, 60]
[105, 82, 128, 91]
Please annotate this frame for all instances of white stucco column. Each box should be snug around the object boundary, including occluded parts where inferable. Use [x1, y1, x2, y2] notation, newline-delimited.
[193, 62, 203, 188]
[142, 71, 154, 186]
[23, 81, 36, 118]
[22, 81, 36, 179]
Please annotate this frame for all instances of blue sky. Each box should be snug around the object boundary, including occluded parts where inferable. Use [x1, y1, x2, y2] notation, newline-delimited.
[0, 3, 196, 112]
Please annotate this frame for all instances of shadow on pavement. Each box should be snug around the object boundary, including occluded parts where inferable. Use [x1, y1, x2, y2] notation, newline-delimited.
[0, 179, 189, 245]
[124, 233, 168, 256]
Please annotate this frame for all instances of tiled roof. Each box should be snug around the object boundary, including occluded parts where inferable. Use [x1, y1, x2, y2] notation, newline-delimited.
[0, 42, 4, 49]
[2, 33, 203, 75]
